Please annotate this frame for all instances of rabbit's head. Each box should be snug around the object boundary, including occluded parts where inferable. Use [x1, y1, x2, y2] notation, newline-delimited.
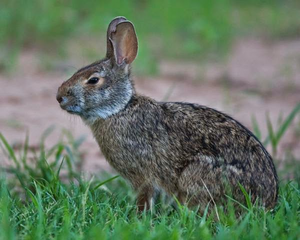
[56, 17, 138, 124]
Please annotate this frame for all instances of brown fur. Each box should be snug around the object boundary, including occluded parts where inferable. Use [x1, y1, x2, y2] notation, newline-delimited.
[57, 17, 278, 212]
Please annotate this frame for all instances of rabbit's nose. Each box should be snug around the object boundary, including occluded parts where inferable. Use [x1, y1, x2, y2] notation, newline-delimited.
[57, 95, 69, 107]
[56, 91, 68, 104]
[56, 94, 63, 103]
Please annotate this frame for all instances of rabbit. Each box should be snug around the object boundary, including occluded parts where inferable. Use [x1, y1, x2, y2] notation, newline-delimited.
[56, 16, 278, 212]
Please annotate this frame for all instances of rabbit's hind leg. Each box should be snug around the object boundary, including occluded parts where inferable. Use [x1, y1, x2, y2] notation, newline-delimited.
[177, 160, 225, 213]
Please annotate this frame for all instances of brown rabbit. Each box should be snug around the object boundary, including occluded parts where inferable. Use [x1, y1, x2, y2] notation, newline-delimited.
[56, 17, 278, 212]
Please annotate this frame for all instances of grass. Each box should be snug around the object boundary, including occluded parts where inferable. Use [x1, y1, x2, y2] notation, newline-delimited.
[252, 103, 300, 157]
[1, 0, 300, 73]
[0, 176, 299, 240]
[0, 105, 300, 239]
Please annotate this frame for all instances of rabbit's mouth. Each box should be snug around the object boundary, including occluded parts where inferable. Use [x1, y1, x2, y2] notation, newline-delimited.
[59, 102, 82, 114]
[64, 105, 82, 114]
[57, 95, 82, 114]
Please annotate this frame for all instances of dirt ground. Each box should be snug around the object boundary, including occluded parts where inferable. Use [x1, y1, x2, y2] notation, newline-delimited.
[0, 38, 300, 174]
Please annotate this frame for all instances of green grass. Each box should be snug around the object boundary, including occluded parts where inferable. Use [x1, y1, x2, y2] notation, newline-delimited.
[0, 176, 299, 240]
[1, 0, 300, 73]
[251, 103, 300, 157]
[0, 105, 300, 239]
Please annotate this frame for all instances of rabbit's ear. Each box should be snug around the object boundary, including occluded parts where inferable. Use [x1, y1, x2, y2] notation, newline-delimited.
[106, 17, 138, 66]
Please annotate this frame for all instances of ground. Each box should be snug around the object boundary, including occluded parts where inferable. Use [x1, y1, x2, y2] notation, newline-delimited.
[0, 38, 299, 174]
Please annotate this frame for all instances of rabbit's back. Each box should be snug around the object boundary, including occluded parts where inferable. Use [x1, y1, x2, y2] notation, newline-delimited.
[91, 95, 278, 208]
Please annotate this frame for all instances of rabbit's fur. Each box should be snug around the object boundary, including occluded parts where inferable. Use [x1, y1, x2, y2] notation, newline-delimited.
[57, 17, 278, 212]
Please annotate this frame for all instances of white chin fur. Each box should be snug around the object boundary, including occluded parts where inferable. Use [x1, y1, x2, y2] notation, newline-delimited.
[82, 81, 133, 125]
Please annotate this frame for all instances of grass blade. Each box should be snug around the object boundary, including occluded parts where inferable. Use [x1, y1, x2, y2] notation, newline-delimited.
[21, 132, 29, 165]
[266, 113, 277, 156]
[251, 114, 262, 141]
[275, 103, 300, 144]
[94, 175, 119, 190]
[0, 133, 20, 169]
[238, 182, 253, 210]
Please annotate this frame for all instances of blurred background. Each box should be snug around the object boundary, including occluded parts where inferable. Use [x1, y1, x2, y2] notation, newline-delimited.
[0, 0, 300, 175]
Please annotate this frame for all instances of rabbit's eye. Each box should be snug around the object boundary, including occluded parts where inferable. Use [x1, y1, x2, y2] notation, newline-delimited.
[87, 77, 99, 84]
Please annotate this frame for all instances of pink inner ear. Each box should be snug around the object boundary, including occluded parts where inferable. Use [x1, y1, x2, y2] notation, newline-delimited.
[116, 41, 125, 65]
[110, 22, 138, 66]
[115, 31, 128, 65]
[117, 56, 124, 65]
